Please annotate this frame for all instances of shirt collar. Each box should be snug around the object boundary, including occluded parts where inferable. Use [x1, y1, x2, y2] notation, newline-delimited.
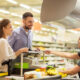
[20, 27, 31, 36]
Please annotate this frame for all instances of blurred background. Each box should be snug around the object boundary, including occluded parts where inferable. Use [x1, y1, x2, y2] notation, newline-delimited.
[0, 0, 80, 51]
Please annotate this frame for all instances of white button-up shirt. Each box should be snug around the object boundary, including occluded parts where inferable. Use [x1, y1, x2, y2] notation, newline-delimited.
[0, 38, 16, 72]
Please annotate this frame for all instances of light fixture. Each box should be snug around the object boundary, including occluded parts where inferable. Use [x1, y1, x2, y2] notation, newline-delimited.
[67, 30, 79, 34]
[11, 13, 22, 18]
[6, 0, 40, 13]
[42, 28, 46, 31]
[42, 28, 52, 32]
[34, 18, 38, 22]
[0, 17, 3, 20]
[6, 0, 18, 4]
[0, 9, 10, 14]
[52, 30, 55, 33]
[14, 21, 20, 25]
[20, 4, 30, 9]
[32, 8, 40, 13]
[35, 31, 39, 33]
[50, 24, 65, 30]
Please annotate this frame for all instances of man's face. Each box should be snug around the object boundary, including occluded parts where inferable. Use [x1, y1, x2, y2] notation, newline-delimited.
[23, 17, 34, 30]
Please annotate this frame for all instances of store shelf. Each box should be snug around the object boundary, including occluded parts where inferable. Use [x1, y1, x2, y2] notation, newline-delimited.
[32, 44, 64, 48]
[33, 40, 54, 44]
[39, 58, 64, 61]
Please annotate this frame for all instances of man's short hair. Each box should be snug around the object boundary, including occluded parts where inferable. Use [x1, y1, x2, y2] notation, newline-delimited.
[22, 12, 33, 19]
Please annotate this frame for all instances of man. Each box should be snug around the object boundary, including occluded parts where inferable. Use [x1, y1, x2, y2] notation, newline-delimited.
[45, 39, 80, 76]
[8, 12, 34, 62]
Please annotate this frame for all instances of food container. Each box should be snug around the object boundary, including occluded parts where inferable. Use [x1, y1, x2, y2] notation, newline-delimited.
[5, 76, 24, 80]
[24, 71, 61, 80]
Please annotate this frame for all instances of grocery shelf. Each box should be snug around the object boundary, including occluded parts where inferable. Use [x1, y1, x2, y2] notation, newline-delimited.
[32, 44, 64, 48]
[33, 40, 54, 44]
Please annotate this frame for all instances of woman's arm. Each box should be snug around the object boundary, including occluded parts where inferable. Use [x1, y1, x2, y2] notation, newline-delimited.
[15, 48, 28, 57]
[1, 39, 28, 60]
[60, 65, 80, 75]
[1, 39, 15, 60]
[51, 51, 80, 59]
[45, 50, 80, 59]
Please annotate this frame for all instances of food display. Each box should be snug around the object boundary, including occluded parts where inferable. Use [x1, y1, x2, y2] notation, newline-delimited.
[24, 74, 36, 79]
[5, 76, 24, 80]
[24, 65, 67, 80]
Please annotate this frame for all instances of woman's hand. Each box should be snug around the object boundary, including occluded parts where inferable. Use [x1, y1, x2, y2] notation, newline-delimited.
[15, 48, 28, 57]
[19, 48, 28, 53]
[59, 70, 66, 74]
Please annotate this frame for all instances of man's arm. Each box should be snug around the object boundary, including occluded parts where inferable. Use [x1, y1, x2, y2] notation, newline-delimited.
[8, 31, 16, 49]
[60, 65, 80, 75]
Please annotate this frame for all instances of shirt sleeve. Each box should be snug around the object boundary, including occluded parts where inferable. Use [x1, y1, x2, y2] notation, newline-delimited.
[1, 39, 16, 61]
[28, 31, 33, 50]
[77, 52, 80, 66]
[8, 31, 16, 50]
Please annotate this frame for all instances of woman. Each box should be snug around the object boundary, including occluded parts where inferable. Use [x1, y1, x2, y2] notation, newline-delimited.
[45, 50, 80, 75]
[0, 19, 28, 72]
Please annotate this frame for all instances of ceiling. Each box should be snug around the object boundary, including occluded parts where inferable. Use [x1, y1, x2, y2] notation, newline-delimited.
[0, 0, 80, 30]
[55, 0, 80, 29]
[0, 0, 42, 26]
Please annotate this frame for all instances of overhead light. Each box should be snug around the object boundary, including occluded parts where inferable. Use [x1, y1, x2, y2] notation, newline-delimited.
[32, 8, 40, 13]
[42, 28, 55, 32]
[0, 9, 10, 14]
[34, 18, 38, 22]
[20, 4, 30, 9]
[35, 31, 39, 33]
[11, 13, 18, 16]
[11, 13, 21, 18]
[20, 4, 40, 13]
[0, 17, 3, 20]
[14, 21, 20, 25]
[52, 30, 55, 32]
[67, 30, 79, 34]
[42, 28, 46, 31]
[6, 0, 40, 14]
[42, 28, 50, 32]
[6, 0, 18, 4]
[50, 24, 62, 29]
[47, 29, 50, 31]
[50, 24, 65, 30]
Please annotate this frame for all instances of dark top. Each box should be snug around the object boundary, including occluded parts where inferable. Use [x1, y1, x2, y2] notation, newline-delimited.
[77, 52, 80, 78]
[77, 52, 80, 66]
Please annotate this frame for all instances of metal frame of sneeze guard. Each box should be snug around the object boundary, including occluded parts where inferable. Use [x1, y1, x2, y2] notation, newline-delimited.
[20, 51, 43, 76]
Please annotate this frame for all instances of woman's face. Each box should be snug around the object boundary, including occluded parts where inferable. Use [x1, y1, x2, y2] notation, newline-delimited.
[3, 23, 13, 36]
